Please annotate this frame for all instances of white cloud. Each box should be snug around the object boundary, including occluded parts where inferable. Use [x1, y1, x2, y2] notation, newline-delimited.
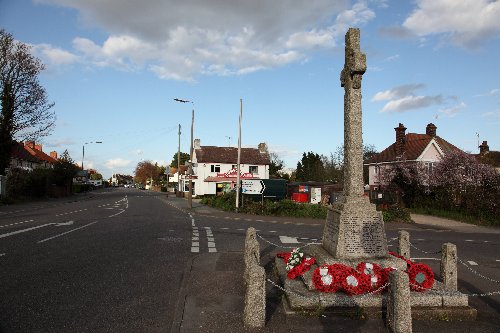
[385, 54, 399, 62]
[438, 101, 466, 118]
[36, 0, 377, 81]
[104, 158, 132, 169]
[481, 110, 500, 118]
[372, 83, 447, 113]
[381, 95, 443, 113]
[403, 0, 500, 48]
[371, 84, 425, 101]
[474, 88, 500, 97]
[31, 43, 79, 66]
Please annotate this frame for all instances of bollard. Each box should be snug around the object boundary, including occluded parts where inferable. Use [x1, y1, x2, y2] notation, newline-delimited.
[387, 270, 412, 333]
[440, 243, 457, 291]
[398, 230, 410, 260]
[244, 227, 260, 285]
[244, 263, 266, 328]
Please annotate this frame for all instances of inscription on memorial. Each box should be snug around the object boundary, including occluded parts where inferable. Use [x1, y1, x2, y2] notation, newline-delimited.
[343, 216, 385, 256]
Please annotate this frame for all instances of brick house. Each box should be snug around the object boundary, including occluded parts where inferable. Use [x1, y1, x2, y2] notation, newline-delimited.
[190, 139, 271, 196]
[7, 141, 58, 172]
[365, 123, 462, 191]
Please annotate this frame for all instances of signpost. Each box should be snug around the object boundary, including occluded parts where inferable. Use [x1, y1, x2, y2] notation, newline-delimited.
[241, 179, 266, 195]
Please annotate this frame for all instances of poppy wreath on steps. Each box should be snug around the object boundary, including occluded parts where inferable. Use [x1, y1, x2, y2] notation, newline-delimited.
[389, 251, 412, 266]
[341, 266, 372, 295]
[356, 262, 384, 292]
[312, 264, 348, 293]
[276, 252, 291, 263]
[287, 256, 316, 280]
[407, 263, 435, 291]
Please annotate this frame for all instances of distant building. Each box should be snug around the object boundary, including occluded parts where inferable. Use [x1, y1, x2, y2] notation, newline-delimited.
[365, 123, 463, 191]
[7, 141, 58, 172]
[190, 139, 271, 196]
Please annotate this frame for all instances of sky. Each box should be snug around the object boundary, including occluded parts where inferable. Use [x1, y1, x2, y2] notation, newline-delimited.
[1, 0, 499, 179]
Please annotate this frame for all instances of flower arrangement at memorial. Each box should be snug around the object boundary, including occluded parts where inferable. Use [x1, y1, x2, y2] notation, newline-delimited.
[277, 250, 435, 294]
[277, 248, 316, 280]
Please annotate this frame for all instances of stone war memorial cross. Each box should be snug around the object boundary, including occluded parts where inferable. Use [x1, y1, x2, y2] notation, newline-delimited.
[321, 28, 389, 260]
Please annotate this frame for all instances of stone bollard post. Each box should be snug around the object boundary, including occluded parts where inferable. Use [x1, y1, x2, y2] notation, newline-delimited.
[387, 270, 412, 333]
[398, 230, 410, 260]
[244, 227, 260, 285]
[244, 263, 266, 328]
[440, 243, 457, 291]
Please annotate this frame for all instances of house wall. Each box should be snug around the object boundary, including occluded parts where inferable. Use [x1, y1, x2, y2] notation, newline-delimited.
[419, 142, 442, 162]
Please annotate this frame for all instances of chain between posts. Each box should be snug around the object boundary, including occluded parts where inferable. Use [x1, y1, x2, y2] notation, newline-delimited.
[409, 241, 442, 255]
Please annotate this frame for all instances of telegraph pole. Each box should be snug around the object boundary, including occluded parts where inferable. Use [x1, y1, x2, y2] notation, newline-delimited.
[236, 99, 242, 211]
[178, 124, 181, 196]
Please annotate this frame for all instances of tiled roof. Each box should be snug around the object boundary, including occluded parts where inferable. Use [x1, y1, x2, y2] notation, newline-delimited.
[367, 133, 462, 164]
[11, 142, 39, 162]
[23, 144, 58, 164]
[195, 146, 270, 165]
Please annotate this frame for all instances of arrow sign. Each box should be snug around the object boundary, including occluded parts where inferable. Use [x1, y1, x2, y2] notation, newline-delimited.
[241, 179, 266, 194]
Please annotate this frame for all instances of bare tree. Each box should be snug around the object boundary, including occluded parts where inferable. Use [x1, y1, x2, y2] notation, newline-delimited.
[0, 29, 55, 142]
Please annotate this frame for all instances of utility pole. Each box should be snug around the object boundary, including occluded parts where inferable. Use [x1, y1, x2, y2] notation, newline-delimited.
[178, 124, 181, 196]
[236, 99, 242, 212]
[188, 108, 194, 209]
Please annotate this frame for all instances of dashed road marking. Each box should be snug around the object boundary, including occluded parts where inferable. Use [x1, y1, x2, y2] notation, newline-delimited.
[0, 223, 54, 239]
[0, 219, 34, 228]
[467, 261, 478, 266]
[465, 240, 474, 242]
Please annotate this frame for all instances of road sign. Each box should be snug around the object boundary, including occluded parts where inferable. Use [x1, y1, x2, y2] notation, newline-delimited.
[241, 179, 265, 194]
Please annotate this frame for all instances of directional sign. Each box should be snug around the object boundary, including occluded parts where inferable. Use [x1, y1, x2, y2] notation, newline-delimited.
[241, 179, 266, 194]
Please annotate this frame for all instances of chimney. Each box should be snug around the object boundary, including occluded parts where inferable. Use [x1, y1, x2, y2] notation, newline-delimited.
[426, 123, 437, 137]
[258, 142, 268, 154]
[194, 139, 201, 149]
[50, 151, 58, 159]
[394, 123, 407, 157]
[35, 144, 42, 151]
[479, 141, 489, 155]
[24, 141, 35, 149]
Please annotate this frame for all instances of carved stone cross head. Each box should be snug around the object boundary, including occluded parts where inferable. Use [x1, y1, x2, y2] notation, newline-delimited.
[340, 28, 366, 90]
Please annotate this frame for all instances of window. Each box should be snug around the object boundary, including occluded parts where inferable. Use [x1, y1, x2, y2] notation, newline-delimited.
[249, 165, 258, 174]
[210, 165, 221, 173]
[232, 165, 237, 170]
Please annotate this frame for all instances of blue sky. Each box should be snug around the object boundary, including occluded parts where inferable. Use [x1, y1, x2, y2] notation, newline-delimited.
[1, 0, 499, 179]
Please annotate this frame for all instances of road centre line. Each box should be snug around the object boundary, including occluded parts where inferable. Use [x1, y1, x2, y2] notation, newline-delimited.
[0, 219, 34, 228]
[108, 209, 125, 218]
[37, 221, 99, 244]
[0, 223, 54, 239]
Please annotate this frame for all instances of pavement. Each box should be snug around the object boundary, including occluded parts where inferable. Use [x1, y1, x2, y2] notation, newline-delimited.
[167, 196, 500, 333]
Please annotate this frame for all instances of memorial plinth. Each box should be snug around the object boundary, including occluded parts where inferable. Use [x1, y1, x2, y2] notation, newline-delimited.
[275, 28, 475, 321]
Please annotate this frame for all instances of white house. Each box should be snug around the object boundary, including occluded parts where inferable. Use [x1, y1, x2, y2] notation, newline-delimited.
[189, 139, 271, 196]
[365, 123, 462, 191]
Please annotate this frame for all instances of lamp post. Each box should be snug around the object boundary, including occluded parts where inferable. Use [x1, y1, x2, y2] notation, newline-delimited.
[81, 141, 102, 170]
[174, 98, 194, 209]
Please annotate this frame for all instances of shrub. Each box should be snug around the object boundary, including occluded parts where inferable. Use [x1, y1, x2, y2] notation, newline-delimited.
[381, 204, 412, 223]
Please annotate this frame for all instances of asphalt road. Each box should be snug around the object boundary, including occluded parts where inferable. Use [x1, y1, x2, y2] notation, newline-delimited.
[1, 188, 499, 332]
[0, 188, 191, 332]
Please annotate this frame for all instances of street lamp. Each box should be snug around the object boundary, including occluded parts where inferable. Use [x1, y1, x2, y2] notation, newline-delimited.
[173, 98, 194, 209]
[81, 141, 102, 170]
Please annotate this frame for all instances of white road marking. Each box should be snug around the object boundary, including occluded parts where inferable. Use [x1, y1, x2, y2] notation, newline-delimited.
[191, 247, 199, 253]
[37, 221, 98, 243]
[269, 231, 277, 233]
[465, 240, 474, 242]
[55, 221, 74, 227]
[209, 248, 217, 253]
[0, 253, 5, 257]
[108, 209, 125, 218]
[220, 227, 229, 230]
[411, 257, 440, 261]
[192, 237, 199, 241]
[496, 260, 500, 262]
[207, 237, 214, 242]
[208, 242, 216, 248]
[0, 223, 54, 239]
[280, 236, 299, 244]
[467, 261, 478, 266]
[0, 219, 34, 228]
[237, 228, 245, 231]
[192, 242, 200, 247]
